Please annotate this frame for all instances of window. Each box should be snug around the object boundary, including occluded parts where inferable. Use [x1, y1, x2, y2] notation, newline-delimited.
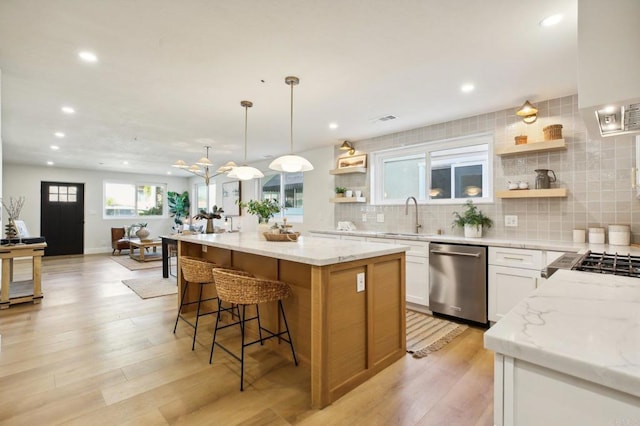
[104, 182, 166, 218]
[195, 183, 216, 213]
[260, 172, 304, 220]
[371, 134, 493, 204]
[49, 185, 78, 203]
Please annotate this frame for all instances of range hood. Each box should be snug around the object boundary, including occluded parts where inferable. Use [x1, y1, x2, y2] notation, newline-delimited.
[578, 0, 640, 138]
[591, 103, 640, 137]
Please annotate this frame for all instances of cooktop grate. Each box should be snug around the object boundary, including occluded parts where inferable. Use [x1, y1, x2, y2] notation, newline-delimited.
[573, 251, 640, 277]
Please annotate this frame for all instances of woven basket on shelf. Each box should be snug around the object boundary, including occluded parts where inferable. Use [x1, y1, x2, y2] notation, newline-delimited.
[212, 269, 292, 304]
[514, 135, 528, 145]
[543, 124, 563, 141]
[263, 232, 300, 242]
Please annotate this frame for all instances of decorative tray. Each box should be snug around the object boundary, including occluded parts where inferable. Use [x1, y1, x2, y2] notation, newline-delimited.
[263, 232, 300, 242]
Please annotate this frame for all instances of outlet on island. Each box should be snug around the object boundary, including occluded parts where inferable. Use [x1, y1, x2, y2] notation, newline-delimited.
[376, 213, 385, 223]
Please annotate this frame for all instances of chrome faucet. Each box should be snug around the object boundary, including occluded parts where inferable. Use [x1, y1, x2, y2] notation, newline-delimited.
[405, 196, 422, 234]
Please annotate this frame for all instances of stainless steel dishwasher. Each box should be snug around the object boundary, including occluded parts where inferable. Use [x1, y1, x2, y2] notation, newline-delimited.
[429, 243, 487, 324]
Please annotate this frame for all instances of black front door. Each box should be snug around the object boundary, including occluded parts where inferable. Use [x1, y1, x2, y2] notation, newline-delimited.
[40, 181, 85, 256]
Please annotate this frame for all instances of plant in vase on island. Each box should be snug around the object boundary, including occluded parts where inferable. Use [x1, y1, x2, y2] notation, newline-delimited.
[194, 206, 224, 234]
[451, 200, 493, 238]
[237, 199, 281, 224]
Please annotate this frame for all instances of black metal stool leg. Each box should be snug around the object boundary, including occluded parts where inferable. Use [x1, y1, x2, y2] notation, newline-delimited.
[279, 300, 298, 366]
[240, 305, 246, 391]
[255, 304, 264, 345]
[191, 284, 205, 350]
[209, 299, 222, 364]
[173, 282, 189, 333]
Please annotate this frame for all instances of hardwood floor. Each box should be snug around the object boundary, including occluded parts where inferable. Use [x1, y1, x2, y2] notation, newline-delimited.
[0, 254, 493, 425]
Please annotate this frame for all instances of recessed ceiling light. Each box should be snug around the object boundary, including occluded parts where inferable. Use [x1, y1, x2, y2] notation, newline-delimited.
[540, 14, 563, 27]
[461, 83, 475, 93]
[78, 51, 98, 63]
[61, 106, 75, 114]
[167, 171, 172, 175]
[50, 145, 60, 150]
[46, 161, 54, 166]
[54, 132, 65, 138]
[329, 122, 338, 129]
[123, 161, 129, 165]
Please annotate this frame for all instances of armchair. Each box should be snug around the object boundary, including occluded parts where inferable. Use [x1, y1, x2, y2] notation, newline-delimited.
[111, 227, 130, 255]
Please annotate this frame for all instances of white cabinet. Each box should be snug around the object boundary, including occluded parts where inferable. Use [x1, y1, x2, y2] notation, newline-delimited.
[489, 265, 539, 322]
[367, 237, 429, 308]
[488, 247, 543, 323]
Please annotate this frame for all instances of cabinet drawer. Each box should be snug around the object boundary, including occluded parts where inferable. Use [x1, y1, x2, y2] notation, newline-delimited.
[489, 247, 543, 270]
[400, 240, 429, 257]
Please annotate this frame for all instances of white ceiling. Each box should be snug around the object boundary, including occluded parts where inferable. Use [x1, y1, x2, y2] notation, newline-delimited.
[0, 0, 578, 177]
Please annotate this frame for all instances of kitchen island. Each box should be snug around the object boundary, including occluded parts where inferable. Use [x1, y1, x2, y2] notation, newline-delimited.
[484, 269, 640, 425]
[175, 232, 407, 408]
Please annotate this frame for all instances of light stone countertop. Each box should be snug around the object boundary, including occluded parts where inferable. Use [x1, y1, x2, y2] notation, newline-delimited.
[174, 232, 408, 266]
[309, 229, 640, 254]
[484, 268, 640, 398]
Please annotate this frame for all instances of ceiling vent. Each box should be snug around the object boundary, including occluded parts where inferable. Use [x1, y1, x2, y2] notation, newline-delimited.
[374, 114, 398, 123]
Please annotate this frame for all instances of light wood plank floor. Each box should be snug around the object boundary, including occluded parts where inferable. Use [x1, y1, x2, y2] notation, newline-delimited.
[0, 254, 493, 425]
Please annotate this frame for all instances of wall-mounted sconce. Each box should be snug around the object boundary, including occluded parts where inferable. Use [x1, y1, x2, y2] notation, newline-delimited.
[339, 141, 355, 155]
[516, 100, 538, 124]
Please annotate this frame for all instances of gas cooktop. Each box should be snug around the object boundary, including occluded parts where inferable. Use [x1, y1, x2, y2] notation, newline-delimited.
[573, 251, 640, 277]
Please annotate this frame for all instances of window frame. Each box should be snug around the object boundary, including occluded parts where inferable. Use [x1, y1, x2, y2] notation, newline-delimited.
[193, 182, 217, 216]
[371, 133, 494, 205]
[258, 171, 304, 223]
[103, 181, 168, 219]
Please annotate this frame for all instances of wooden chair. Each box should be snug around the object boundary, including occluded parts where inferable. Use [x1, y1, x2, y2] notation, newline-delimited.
[209, 268, 298, 391]
[111, 227, 130, 255]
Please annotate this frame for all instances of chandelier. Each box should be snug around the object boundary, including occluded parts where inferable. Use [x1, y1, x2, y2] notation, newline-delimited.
[269, 76, 314, 173]
[227, 100, 264, 181]
[172, 145, 220, 185]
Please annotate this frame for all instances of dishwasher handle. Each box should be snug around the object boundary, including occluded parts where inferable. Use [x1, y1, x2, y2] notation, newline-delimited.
[430, 249, 481, 258]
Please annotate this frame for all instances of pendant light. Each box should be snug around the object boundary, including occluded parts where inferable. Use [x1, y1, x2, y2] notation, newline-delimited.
[269, 76, 314, 173]
[228, 100, 264, 180]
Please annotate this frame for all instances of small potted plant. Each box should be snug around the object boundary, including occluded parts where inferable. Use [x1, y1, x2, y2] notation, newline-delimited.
[237, 199, 280, 224]
[135, 222, 150, 240]
[335, 186, 347, 198]
[451, 200, 493, 238]
[194, 205, 224, 234]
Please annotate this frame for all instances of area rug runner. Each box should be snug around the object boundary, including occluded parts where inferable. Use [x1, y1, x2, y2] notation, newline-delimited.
[406, 310, 468, 358]
[110, 255, 163, 271]
[122, 277, 177, 299]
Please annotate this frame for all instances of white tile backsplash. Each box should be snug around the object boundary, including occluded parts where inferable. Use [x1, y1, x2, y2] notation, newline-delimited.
[333, 94, 640, 243]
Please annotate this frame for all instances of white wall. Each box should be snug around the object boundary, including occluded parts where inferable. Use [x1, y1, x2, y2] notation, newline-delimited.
[2, 163, 189, 253]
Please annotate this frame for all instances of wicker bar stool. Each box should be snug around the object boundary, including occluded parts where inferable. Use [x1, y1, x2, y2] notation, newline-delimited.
[173, 256, 221, 350]
[209, 268, 298, 391]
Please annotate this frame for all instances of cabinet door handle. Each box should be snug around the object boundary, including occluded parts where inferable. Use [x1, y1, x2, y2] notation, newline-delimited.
[504, 256, 524, 261]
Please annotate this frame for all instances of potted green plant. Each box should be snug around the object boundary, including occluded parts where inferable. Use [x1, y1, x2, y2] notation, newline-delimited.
[194, 206, 224, 234]
[237, 199, 280, 224]
[451, 200, 493, 238]
[168, 191, 190, 231]
[335, 186, 347, 198]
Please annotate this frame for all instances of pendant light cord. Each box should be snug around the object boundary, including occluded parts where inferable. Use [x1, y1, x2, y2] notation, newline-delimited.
[289, 80, 294, 154]
[244, 104, 248, 163]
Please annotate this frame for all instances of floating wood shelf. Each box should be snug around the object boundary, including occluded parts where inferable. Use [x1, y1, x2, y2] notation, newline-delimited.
[329, 167, 367, 175]
[496, 188, 567, 199]
[496, 139, 566, 157]
[330, 197, 367, 203]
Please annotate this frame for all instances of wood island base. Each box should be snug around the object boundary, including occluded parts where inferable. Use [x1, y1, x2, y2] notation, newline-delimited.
[178, 239, 406, 408]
